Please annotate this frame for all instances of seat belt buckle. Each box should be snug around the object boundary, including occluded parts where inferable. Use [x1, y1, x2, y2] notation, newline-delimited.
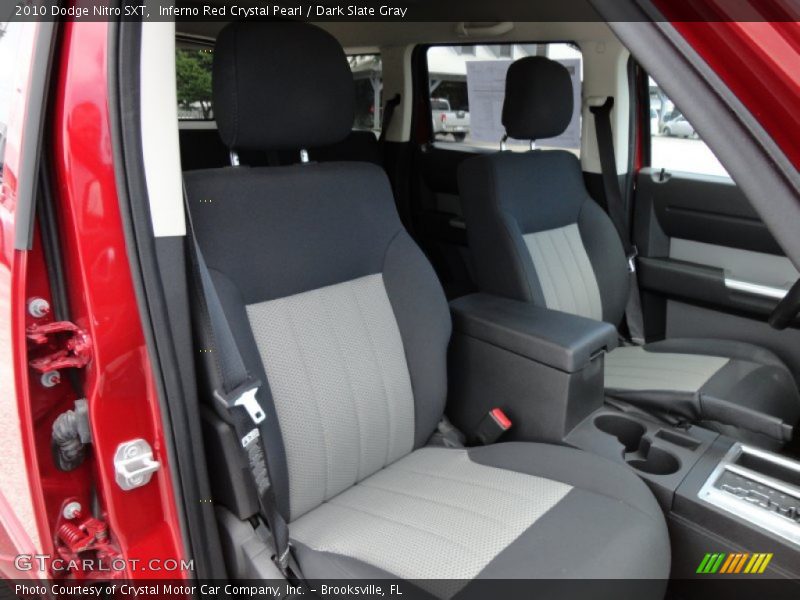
[472, 408, 512, 445]
[627, 245, 639, 273]
[253, 518, 293, 579]
[215, 378, 265, 425]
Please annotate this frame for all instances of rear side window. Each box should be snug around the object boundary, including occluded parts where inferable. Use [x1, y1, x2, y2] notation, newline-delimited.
[649, 78, 729, 177]
[349, 54, 382, 134]
[425, 43, 583, 155]
[0, 21, 27, 179]
[176, 44, 214, 120]
[175, 45, 383, 134]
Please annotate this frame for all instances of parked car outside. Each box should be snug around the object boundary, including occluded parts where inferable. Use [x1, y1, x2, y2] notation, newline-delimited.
[650, 108, 660, 135]
[662, 114, 698, 138]
[431, 97, 470, 141]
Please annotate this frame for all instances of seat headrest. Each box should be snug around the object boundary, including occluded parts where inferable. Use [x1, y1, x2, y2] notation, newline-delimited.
[502, 57, 573, 141]
[213, 21, 355, 152]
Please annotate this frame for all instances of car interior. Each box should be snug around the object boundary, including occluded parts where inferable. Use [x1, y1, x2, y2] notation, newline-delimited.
[115, 11, 800, 595]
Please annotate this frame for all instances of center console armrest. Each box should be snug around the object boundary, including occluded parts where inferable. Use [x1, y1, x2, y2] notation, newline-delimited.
[450, 293, 619, 373]
[447, 293, 618, 444]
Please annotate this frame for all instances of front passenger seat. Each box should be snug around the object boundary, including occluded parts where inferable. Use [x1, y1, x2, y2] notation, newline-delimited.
[184, 22, 670, 596]
[458, 56, 800, 449]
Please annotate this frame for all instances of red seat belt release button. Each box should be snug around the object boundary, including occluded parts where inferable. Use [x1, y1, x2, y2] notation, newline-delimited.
[474, 408, 512, 445]
[490, 408, 512, 430]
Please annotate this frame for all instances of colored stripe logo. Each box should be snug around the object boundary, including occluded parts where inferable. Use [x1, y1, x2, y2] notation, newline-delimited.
[696, 552, 773, 574]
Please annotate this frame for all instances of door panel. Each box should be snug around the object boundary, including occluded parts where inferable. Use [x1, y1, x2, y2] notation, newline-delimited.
[670, 238, 798, 294]
[646, 170, 783, 255]
[634, 167, 800, 376]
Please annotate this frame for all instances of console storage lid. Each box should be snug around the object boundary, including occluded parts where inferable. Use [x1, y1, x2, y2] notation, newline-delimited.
[450, 293, 619, 373]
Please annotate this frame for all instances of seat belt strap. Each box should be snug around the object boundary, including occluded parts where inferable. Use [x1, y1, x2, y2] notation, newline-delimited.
[182, 184, 296, 579]
[590, 97, 646, 345]
[378, 93, 401, 143]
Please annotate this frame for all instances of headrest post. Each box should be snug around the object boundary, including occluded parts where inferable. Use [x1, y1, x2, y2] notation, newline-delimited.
[500, 134, 508, 152]
[300, 149, 310, 163]
[229, 150, 240, 167]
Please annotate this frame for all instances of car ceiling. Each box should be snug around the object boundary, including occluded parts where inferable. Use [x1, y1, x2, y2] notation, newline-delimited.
[179, 21, 618, 49]
[176, 0, 618, 49]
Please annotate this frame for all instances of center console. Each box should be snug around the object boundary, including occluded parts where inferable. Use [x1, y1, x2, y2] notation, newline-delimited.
[566, 406, 718, 507]
[698, 444, 800, 545]
[448, 293, 618, 443]
[447, 293, 800, 581]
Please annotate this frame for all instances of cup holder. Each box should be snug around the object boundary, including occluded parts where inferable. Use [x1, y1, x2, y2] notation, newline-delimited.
[626, 440, 681, 475]
[593, 415, 646, 452]
[593, 414, 681, 475]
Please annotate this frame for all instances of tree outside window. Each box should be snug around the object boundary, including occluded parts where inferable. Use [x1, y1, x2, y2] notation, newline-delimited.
[176, 47, 213, 120]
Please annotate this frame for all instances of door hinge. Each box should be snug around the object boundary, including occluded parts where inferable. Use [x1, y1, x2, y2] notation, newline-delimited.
[54, 498, 121, 579]
[27, 320, 92, 373]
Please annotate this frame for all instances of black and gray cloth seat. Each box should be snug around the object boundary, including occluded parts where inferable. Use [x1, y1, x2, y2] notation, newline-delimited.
[185, 22, 670, 595]
[458, 56, 800, 448]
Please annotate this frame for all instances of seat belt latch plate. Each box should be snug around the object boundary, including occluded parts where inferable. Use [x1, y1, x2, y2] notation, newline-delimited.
[627, 245, 639, 273]
[215, 379, 266, 425]
[234, 386, 266, 425]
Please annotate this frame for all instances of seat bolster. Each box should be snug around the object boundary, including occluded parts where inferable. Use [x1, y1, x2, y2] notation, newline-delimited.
[467, 443, 670, 582]
[292, 541, 405, 580]
[383, 231, 451, 447]
[468, 442, 663, 521]
[458, 155, 544, 304]
[467, 492, 671, 583]
[699, 359, 800, 440]
[292, 542, 440, 599]
[577, 200, 629, 325]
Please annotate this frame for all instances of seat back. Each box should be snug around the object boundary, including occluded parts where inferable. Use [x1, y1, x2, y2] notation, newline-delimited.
[186, 21, 450, 521]
[458, 57, 629, 326]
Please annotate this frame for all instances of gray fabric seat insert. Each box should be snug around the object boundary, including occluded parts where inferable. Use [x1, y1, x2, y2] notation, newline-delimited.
[291, 443, 670, 594]
[246, 273, 415, 520]
[605, 345, 729, 393]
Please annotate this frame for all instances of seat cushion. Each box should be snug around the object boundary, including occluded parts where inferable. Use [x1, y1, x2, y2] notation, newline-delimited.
[605, 338, 800, 447]
[290, 444, 670, 598]
[605, 344, 730, 393]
